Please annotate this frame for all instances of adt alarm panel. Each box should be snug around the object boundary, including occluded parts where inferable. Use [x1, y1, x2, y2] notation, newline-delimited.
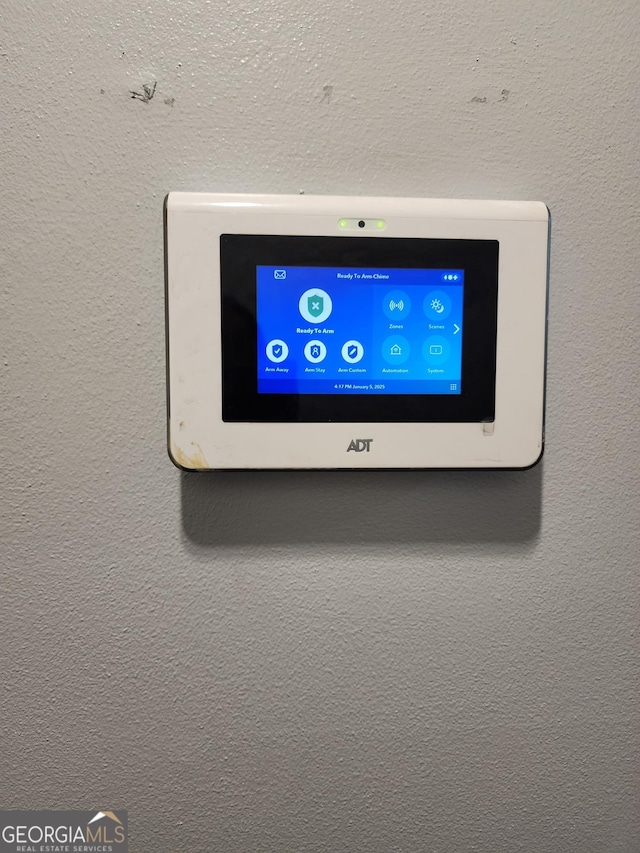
[165, 193, 549, 470]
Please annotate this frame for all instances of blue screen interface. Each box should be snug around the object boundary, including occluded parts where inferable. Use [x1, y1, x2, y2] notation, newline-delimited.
[257, 266, 464, 395]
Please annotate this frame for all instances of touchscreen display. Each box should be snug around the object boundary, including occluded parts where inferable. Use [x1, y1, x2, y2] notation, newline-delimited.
[221, 234, 497, 424]
[257, 266, 463, 395]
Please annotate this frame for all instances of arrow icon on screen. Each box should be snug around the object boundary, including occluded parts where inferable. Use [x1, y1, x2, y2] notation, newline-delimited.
[453, 324, 460, 335]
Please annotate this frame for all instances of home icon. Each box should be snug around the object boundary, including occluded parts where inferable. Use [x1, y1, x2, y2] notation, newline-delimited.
[389, 343, 402, 356]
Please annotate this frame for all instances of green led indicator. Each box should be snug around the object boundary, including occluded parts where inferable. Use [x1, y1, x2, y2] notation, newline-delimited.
[339, 219, 347, 228]
[377, 220, 385, 229]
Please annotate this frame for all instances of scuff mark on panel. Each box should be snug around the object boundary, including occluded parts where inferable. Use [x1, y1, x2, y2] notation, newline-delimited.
[471, 96, 487, 104]
[170, 440, 209, 470]
[321, 84, 333, 103]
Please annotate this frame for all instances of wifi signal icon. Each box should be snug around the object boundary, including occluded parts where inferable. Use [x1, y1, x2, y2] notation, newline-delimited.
[384, 291, 411, 319]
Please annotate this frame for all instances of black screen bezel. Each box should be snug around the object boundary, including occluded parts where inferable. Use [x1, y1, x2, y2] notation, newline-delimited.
[221, 234, 498, 423]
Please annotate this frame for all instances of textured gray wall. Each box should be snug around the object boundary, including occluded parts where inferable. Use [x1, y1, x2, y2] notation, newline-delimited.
[1, 1, 638, 851]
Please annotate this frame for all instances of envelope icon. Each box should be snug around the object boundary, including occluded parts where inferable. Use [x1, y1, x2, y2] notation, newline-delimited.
[274, 269, 287, 279]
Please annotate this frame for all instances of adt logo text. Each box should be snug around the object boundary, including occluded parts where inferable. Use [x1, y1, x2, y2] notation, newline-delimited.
[347, 439, 373, 452]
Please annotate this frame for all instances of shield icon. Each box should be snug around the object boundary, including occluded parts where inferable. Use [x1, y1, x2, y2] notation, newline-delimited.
[307, 294, 324, 318]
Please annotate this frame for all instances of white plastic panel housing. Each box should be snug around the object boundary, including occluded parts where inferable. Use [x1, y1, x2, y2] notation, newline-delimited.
[165, 193, 549, 470]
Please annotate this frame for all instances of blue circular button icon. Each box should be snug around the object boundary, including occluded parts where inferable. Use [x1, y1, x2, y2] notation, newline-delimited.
[383, 290, 412, 321]
[382, 335, 410, 365]
[422, 335, 450, 365]
[304, 339, 327, 363]
[423, 290, 452, 321]
[266, 339, 289, 363]
[341, 340, 364, 363]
